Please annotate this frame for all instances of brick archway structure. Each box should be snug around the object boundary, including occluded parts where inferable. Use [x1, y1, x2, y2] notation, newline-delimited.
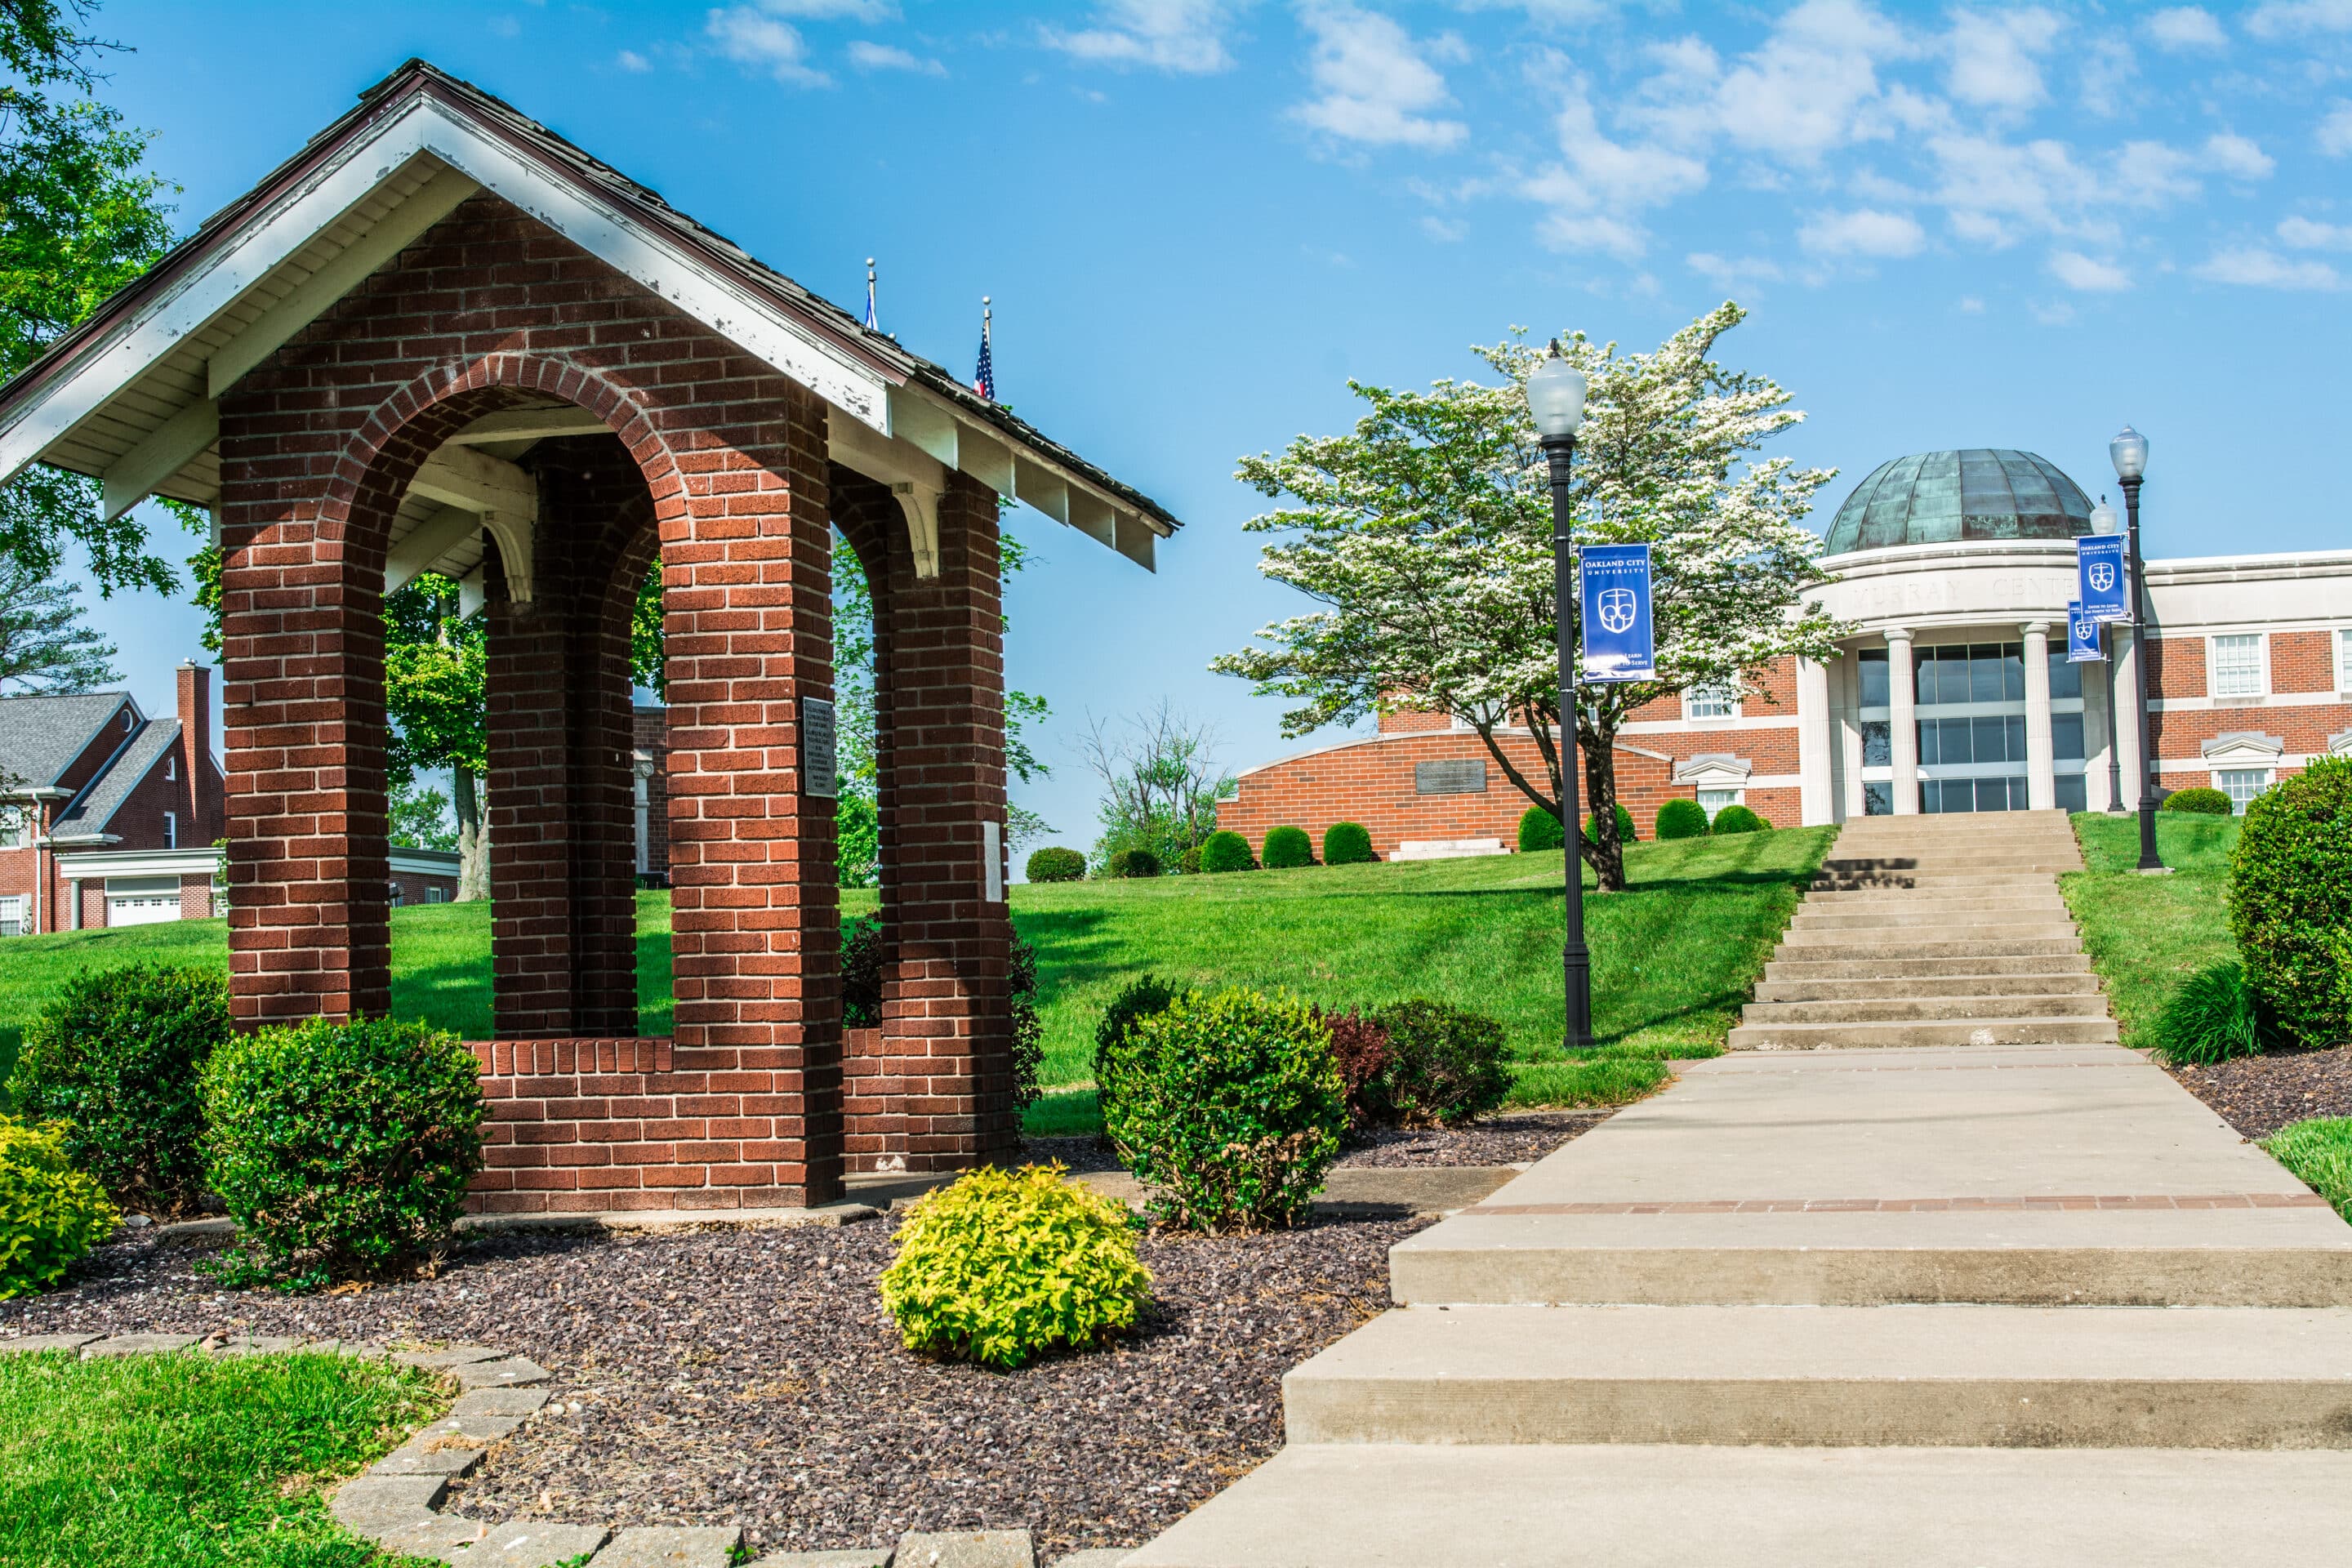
[0, 60, 1178, 1213]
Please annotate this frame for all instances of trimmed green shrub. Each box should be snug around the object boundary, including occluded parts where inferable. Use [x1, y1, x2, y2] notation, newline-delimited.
[1198, 831, 1255, 873]
[6, 964, 231, 1215]
[1584, 803, 1637, 844]
[1518, 806, 1565, 853]
[1322, 821, 1375, 866]
[1261, 825, 1314, 869]
[1101, 848, 1160, 879]
[1318, 1009, 1393, 1132]
[2229, 756, 2352, 1046]
[1009, 933, 1045, 1111]
[2152, 960, 2274, 1065]
[2163, 786, 2233, 815]
[1178, 845, 1204, 875]
[1026, 846, 1087, 883]
[1655, 798, 1710, 840]
[200, 1017, 486, 1287]
[1093, 974, 1184, 1133]
[841, 916, 884, 1027]
[0, 1117, 118, 1300]
[1102, 987, 1345, 1232]
[878, 1165, 1152, 1370]
[2263, 1118, 2352, 1224]
[1710, 804, 1766, 835]
[1370, 999, 1512, 1127]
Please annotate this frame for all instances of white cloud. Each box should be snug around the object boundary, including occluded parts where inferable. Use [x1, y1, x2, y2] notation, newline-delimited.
[1957, 294, 1986, 312]
[1535, 210, 1646, 260]
[1290, 2, 1468, 150]
[2030, 299, 2076, 325]
[1686, 252, 1785, 292]
[2193, 246, 2342, 288]
[2075, 37, 2133, 118]
[1799, 206, 1925, 256]
[2149, 7, 2228, 50]
[1944, 7, 2063, 111]
[2203, 132, 2274, 180]
[2049, 249, 2130, 290]
[617, 48, 652, 72]
[1043, 0, 1236, 74]
[2248, 1, 2352, 38]
[1421, 215, 1468, 241]
[707, 6, 829, 86]
[2321, 102, 2352, 157]
[1630, 1, 1918, 164]
[848, 39, 943, 74]
[2279, 215, 2352, 249]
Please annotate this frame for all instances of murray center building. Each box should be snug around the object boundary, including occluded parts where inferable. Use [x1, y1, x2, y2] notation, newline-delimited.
[1215, 448, 2352, 860]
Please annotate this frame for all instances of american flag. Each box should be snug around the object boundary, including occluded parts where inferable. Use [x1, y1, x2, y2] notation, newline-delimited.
[973, 296, 995, 400]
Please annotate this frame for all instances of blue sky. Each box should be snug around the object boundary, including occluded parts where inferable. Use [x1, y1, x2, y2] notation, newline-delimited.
[65, 0, 2352, 850]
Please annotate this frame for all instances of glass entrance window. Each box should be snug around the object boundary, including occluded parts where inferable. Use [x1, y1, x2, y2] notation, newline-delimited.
[1915, 643, 2025, 704]
[1916, 641, 2030, 816]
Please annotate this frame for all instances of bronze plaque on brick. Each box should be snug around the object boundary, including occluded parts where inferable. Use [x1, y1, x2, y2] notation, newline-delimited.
[1414, 759, 1486, 795]
[801, 697, 836, 799]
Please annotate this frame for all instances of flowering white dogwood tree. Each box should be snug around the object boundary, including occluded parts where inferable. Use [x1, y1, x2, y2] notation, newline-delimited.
[1214, 302, 1849, 891]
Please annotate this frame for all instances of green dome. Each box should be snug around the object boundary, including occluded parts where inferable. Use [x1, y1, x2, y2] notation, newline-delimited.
[1823, 449, 2093, 557]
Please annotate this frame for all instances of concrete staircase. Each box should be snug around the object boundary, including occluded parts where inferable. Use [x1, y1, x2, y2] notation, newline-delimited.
[1729, 808, 2118, 1050]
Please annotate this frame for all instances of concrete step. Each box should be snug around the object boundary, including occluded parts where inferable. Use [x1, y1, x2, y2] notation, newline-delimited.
[1764, 953, 2091, 980]
[1281, 1303, 2352, 1449]
[1819, 858, 2083, 875]
[1126, 1444, 2352, 1567]
[1739, 993, 2112, 1025]
[1778, 925, 2082, 949]
[1789, 907, 2071, 930]
[1726, 1016, 2120, 1049]
[1753, 973, 2105, 1003]
[1799, 889, 2068, 910]
[1811, 871, 2071, 892]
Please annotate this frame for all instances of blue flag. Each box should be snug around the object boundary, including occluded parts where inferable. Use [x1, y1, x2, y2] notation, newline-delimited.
[2077, 535, 2130, 623]
[2066, 599, 2105, 662]
[1579, 543, 1656, 683]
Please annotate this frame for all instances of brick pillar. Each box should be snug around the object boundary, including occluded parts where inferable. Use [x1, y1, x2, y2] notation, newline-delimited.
[873, 470, 1015, 1173]
[662, 386, 844, 1205]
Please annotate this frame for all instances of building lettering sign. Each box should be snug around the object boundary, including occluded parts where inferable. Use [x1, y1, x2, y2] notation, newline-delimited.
[1579, 543, 1656, 683]
[800, 697, 837, 799]
[2066, 599, 2105, 663]
[2077, 536, 2131, 623]
[1415, 760, 1487, 795]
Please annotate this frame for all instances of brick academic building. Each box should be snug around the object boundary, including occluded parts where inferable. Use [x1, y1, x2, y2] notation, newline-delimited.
[0, 62, 1175, 1210]
[1219, 449, 2352, 860]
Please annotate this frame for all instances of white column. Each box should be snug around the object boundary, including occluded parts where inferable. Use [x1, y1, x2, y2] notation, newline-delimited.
[2022, 621, 2056, 811]
[2085, 652, 2116, 811]
[2114, 626, 2145, 806]
[1838, 649, 1865, 821]
[1797, 655, 1833, 826]
[1887, 628, 1918, 814]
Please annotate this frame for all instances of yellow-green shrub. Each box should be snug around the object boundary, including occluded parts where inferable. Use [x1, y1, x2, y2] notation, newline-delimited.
[0, 1117, 118, 1300]
[878, 1165, 1151, 1370]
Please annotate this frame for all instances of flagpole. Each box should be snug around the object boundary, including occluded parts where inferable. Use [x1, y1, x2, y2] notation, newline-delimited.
[863, 257, 878, 332]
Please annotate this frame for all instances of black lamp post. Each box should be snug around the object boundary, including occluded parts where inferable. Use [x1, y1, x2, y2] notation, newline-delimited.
[2109, 425, 2163, 871]
[1526, 345, 1593, 1048]
[2090, 497, 2127, 816]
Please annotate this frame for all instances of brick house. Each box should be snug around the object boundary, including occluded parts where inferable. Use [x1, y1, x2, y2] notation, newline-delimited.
[1219, 449, 2352, 858]
[0, 662, 226, 933]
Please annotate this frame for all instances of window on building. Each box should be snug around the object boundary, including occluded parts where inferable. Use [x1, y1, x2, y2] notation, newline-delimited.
[426, 886, 449, 904]
[1858, 649, 1890, 708]
[2047, 648, 2082, 701]
[2338, 629, 2352, 694]
[1916, 643, 2025, 706]
[0, 896, 23, 937]
[389, 881, 406, 906]
[2052, 713, 2086, 761]
[2217, 768, 2270, 815]
[1861, 720, 1891, 767]
[163, 812, 176, 849]
[0, 807, 22, 849]
[1862, 781, 1894, 816]
[1696, 788, 1744, 820]
[166, 753, 176, 781]
[1684, 684, 1740, 722]
[2054, 773, 2088, 813]
[2210, 635, 2266, 699]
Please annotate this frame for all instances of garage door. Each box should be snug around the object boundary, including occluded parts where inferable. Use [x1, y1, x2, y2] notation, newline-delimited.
[105, 876, 181, 927]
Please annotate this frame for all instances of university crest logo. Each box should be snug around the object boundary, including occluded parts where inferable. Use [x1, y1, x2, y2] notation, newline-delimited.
[1597, 586, 1638, 635]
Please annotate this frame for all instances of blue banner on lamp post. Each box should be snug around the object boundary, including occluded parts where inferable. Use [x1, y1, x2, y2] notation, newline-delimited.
[2077, 535, 2131, 623]
[1579, 542, 1656, 683]
[2066, 599, 2106, 663]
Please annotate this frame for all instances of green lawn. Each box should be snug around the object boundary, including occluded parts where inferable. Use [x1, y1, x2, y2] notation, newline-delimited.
[0, 827, 1833, 1111]
[2061, 813, 2241, 1049]
[0, 1349, 441, 1568]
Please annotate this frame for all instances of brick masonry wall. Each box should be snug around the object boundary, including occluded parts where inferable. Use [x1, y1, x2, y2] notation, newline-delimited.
[2143, 631, 2352, 787]
[633, 703, 670, 881]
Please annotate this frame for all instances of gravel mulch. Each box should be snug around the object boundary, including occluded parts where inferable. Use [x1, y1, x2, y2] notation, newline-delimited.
[0, 1213, 1429, 1559]
[1334, 1111, 1611, 1168]
[2167, 1046, 2352, 1140]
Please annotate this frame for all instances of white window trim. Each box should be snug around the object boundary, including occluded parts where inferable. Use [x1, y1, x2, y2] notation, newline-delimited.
[1682, 684, 1743, 723]
[2337, 628, 2352, 696]
[2207, 632, 2270, 701]
[163, 811, 177, 849]
[2215, 768, 2271, 815]
[1695, 787, 1745, 820]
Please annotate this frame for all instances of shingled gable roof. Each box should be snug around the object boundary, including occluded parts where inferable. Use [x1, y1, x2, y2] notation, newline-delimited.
[51, 718, 180, 844]
[0, 58, 1178, 572]
[0, 693, 137, 792]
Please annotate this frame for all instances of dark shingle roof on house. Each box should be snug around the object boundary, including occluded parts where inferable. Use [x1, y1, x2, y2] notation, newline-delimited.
[51, 718, 177, 842]
[0, 693, 134, 791]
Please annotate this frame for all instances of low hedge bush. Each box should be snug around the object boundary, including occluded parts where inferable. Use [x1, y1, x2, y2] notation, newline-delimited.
[1584, 803, 1637, 844]
[1101, 847, 1160, 879]
[1178, 845, 1204, 875]
[1370, 999, 1512, 1127]
[1261, 825, 1314, 869]
[200, 1017, 486, 1287]
[878, 1165, 1152, 1369]
[1655, 798, 1710, 840]
[5, 964, 231, 1216]
[2229, 756, 2352, 1045]
[1518, 806, 1564, 853]
[2152, 960, 2274, 1065]
[2162, 786, 2233, 815]
[1710, 804, 1766, 835]
[1319, 1009, 1393, 1132]
[1322, 821, 1375, 866]
[1093, 974, 1184, 1133]
[1026, 846, 1087, 883]
[0, 1117, 118, 1300]
[1009, 933, 1045, 1111]
[1102, 986, 1344, 1232]
[841, 917, 884, 1027]
[1198, 831, 1255, 873]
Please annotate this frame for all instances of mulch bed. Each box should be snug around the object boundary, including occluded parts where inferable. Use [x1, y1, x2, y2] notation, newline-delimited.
[0, 1212, 1430, 1559]
[2167, 1046, 2352, 1140]
[1022, 1110, 1607, 1178]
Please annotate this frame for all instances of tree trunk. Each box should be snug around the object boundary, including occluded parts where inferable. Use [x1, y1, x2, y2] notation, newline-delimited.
[454, 771, 490, 902]
[1581, 716, 1627, 893]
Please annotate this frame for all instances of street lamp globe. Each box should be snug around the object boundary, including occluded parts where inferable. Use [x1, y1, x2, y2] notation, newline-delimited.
[1525, 350, 1589, 439]
[2109, 425, 2149, 482]
[2090, 497, 2120, 536]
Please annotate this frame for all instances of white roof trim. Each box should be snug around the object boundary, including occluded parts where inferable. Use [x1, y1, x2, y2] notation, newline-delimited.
[56, 846, 222, 880]
[391, 847, 461, 876]
[2200, 732, 2286, 766]
[1673, 752, 1755, 786]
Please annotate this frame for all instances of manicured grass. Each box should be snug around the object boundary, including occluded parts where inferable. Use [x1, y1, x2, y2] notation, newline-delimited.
[0, 828, 1829, 1114]
[2060, 813, 2241, 1050]
[2262, 1118, 2352, 1223]
[0, 1349, 442, 1568]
